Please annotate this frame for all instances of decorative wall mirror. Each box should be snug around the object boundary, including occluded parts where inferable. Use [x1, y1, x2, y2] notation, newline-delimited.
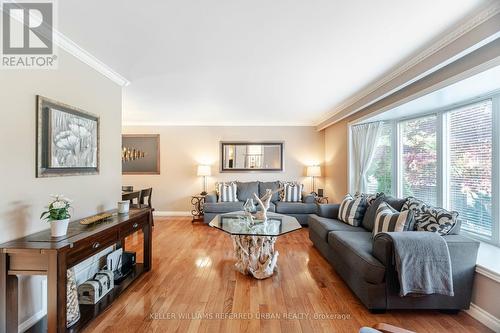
[220, 142, 284, 172]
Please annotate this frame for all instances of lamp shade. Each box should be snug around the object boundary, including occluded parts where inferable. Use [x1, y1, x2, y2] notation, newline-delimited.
[307, 165, 321, 177]
[197, 165, 211, 176]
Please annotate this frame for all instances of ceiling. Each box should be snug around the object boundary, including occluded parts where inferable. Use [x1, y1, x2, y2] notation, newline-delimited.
[58, 0, 491, 126]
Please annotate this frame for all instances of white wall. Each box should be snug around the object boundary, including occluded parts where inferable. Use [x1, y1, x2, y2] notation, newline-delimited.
[122, 126, 325, 212]
[0, 49, 122, 332]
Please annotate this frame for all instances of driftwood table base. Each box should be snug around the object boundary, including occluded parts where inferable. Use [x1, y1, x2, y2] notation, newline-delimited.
[231, 235, 279, 279]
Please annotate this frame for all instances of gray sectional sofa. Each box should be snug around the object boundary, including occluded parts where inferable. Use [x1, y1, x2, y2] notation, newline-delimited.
[203, 181, 317, 224]
[308, 196, 480, 312]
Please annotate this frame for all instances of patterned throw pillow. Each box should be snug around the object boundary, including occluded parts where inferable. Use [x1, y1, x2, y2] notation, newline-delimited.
[402, 197, 458, 236]
[338, 194, 368, 227]
[216, 182, 238, 202]
[373, 202, 414, 237]
[280, 182, 303, 202]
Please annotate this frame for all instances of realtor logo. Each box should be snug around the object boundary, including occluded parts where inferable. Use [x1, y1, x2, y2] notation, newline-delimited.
[1, 0, 57, 68]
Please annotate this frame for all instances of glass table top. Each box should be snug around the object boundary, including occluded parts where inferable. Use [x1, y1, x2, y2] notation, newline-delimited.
[208, 211, 302, 236]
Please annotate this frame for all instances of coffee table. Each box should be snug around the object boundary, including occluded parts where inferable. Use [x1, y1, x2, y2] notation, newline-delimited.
[209, 211, 301, 279]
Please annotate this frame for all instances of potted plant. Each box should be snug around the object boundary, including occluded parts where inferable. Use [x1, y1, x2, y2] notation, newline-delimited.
[41, 195, 72, 237]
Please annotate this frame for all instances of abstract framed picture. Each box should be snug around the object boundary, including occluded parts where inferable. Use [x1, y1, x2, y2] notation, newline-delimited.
[36, 95, 100, 177]
[122, 134, 160, 175]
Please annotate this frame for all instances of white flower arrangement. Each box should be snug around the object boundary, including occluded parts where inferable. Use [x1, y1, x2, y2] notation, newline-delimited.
[40, 194, 73, 221]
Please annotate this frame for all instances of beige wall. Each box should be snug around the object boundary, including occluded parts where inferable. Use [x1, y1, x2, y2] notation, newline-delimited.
[0, 49, 122, 331]
[324, 119, 349, 203]
[122, 126, 324, 212]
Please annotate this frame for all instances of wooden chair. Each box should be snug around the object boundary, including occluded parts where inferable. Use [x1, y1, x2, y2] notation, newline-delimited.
[140, 188, 154, 226]
[139, 188, 152, 207]
[122, 191, 140, 205]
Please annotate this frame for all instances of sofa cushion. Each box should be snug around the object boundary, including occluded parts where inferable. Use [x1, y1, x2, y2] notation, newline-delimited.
[281, 182, 303, 202]
[328, 231, 385, 284]
[204, 201, 244, 213]
[373, 202, 414, 237]
[385, 196, 407, 211]
[309, 215, 365, 241]
[338, 194, 368, 226]
[275, 202, 317, 214]
[361, 195, 386, 231]
[216, 182, 238, 202]
[259, 181, 281, 202]
[402, 197, 458, 235]
[236, 181, 259, 202]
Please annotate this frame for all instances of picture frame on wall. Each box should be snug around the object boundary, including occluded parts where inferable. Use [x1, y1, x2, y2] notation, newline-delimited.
[36, 95, 100, 177]
[122, 134, 160, 175]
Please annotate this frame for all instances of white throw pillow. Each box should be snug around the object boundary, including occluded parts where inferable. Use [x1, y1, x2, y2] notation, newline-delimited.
[338, 194, 368, 227]
[216, 182, 238, 202]
[280, 182, 303, 202]
[373, 202, 414, 237]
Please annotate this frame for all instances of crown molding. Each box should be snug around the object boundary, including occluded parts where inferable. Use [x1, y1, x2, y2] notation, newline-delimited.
[54, 31, 130, 87]
[317, 2, 500, 129]
[122, 121, 316, 127]
[0, 0, 130, 86]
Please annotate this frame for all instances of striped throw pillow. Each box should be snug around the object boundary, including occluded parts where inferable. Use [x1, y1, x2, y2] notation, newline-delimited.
[338, 194, 368, 226]
[373, 202, 414, 237]
[216, 182, 238, 202]
[280, 182, 303, 202]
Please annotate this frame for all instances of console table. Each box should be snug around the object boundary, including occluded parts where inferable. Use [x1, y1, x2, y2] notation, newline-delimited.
[0, 206, 153, 333]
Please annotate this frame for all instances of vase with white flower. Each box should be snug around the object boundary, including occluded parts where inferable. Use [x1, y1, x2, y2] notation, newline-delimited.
[41, 195, 73, 237]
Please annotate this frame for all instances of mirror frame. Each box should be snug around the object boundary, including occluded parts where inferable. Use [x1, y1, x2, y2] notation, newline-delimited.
[220, 141, 284, 172]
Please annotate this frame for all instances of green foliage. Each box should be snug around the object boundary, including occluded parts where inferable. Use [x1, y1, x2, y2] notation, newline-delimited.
[40, 195, 72, 222]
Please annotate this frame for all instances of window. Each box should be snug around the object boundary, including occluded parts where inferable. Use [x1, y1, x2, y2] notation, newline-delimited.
[366, 122, 392, 194]
[349, 93, 500, 245]
[400, 115, 438, 206]
[448, 101, 493, 237]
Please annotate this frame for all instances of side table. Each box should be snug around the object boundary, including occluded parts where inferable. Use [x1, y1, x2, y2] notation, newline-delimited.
[191, 194, 206, 222]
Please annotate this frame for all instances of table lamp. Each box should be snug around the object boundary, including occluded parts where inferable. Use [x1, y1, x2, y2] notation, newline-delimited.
[307, 165, 321, 195]
[197, 165, 211, 195]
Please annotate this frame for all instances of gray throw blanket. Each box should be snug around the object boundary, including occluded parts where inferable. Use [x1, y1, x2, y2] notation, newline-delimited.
[383, 232, 454, 297]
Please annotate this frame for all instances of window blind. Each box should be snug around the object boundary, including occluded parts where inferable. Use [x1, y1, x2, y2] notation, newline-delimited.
[448, 100, 493, 237]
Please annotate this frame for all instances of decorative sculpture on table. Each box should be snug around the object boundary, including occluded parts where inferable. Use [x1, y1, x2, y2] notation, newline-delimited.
[251, 188, 281, 222]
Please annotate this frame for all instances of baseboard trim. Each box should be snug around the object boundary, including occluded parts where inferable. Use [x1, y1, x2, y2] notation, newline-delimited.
[153, 211, 191, 217]
[465, 303, 500, 332]
[19, 310, 45, 333]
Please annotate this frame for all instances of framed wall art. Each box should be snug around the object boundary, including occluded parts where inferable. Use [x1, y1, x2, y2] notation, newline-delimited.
[122, 134, 160, 175]
[36, 95, 100, 177]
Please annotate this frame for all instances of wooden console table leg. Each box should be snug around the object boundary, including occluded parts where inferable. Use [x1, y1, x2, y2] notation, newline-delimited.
[6, 273, 18, 333]
[46, 250, 61, 333]
[57, 252, 67, 332]
[143, 212, 153, 271]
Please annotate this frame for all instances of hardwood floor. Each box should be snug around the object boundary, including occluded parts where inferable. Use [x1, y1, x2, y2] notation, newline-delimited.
[83, 217, 492, 333]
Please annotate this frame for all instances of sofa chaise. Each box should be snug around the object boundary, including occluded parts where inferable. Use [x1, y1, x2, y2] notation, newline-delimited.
[308, 196, 479, 312]
[203, 181, 318, 224]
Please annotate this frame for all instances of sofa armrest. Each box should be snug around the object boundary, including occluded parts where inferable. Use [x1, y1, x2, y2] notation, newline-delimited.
[317, 203, 340, 219]
[205, 191, 218, 203]
[373, 232, 480, 267]
[302, 192, 316, 204]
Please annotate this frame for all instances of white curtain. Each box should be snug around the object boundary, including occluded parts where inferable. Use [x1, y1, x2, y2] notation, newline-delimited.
[351, 122, 382, 193]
